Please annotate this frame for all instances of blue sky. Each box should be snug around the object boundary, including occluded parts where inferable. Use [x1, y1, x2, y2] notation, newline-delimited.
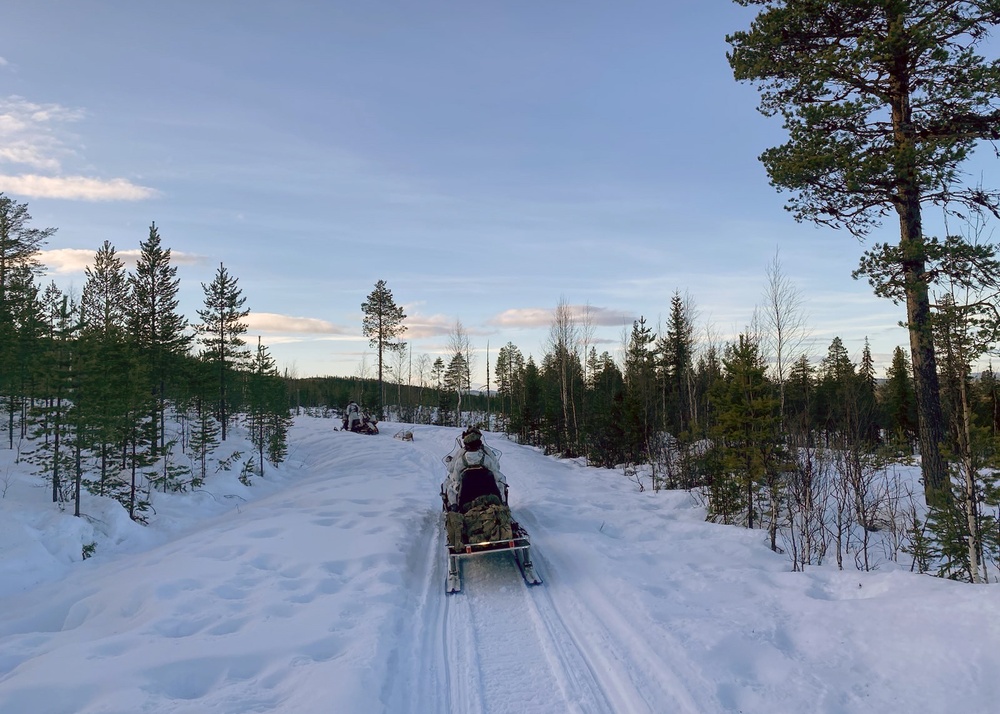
[2, 1, 996, 385]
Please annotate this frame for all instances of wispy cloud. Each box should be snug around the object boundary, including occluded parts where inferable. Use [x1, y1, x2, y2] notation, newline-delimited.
[0, 96, 84, 171]
[0, 57, 9, 68]
[40, 248, 204, 274]
[488, 304, 635, 329]
[0, 95, 156, 201]
[246, 312, 347, 335]
[0, 174, 157, 201]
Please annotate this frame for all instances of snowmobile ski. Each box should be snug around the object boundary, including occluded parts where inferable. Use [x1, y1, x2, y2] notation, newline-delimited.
[514, 547, 542, 586]
[446, 555, 462, 594]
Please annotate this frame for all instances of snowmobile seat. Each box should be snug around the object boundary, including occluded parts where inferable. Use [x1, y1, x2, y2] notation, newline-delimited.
[457, 465, 503, 512]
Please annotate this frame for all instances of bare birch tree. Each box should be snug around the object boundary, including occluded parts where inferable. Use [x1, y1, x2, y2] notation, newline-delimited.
[761, 251, 809, 426]
[448, 320, 472, 426]
[548, 297, 580, 453]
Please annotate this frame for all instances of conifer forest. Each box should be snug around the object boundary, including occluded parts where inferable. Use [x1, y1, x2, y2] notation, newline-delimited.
[4, 181, 1000, 584]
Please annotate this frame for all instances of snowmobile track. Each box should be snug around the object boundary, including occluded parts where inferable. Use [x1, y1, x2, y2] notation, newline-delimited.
[525, 556, 704, 713]
[389, 431, 704, 714]
[459, 554, 616, 714]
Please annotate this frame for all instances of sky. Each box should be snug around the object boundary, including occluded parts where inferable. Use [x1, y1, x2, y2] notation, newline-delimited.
[2, 1, 998, 385]
[2, 415, 999, 713]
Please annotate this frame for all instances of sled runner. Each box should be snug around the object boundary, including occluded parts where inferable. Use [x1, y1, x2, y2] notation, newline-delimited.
[440, 431, 541, 594]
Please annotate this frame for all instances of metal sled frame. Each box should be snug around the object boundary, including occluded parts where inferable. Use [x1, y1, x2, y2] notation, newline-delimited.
[445, 522, 541, 593]
[441, 453, 542, 593]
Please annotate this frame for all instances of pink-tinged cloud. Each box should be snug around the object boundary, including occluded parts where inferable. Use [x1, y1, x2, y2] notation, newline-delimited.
[0, 174, 157, 201]
[40, 248, 203, 274]
[401, 312, 455, 339]
[0, 145, 60, 171]
[488, 305, 634, 329]
[247, 313, 346, 335]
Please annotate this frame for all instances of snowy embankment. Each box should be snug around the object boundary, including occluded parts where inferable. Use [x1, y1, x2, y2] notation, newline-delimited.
[1, 415, 998, 714]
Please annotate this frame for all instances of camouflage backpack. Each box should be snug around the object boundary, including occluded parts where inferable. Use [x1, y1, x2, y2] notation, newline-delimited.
[463, 495, 513, 544]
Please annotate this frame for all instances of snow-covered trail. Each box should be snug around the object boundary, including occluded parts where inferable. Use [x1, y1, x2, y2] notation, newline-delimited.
[4, 416, 1000, 714]
[380, 426, 713, 714]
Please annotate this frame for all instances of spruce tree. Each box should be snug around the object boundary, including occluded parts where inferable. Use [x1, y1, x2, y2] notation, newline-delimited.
[197, 262, 250, 441]
[882, 346, 918, 452]
[711, 333, 782, 532]
[784, 353, 816, 444]
[816, 337, 857, 443]
[622, 317, 657, 462]
[584, 352, 626, 469]
[246, 337, 290, 477]
[657, 291, 696, 437]
[128, 223, 190, 454]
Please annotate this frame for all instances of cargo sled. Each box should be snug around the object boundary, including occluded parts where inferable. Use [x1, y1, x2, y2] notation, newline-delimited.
[440, 437, 541, 594]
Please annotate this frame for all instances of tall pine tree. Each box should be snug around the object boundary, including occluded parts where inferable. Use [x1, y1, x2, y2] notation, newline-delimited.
[361, 279, 407, 419]
[728, 1, 1000, 503]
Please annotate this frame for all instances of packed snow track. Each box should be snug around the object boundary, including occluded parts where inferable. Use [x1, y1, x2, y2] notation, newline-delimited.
[382, 427, 710, 714]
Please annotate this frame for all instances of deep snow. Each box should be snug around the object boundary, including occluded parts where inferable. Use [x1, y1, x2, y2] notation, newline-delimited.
[1, 415, 999, 714]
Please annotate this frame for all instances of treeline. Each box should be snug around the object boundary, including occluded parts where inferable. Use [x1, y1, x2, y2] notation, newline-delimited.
[285, 375, 493, 426]
[1, 195, 292, 523]
[486, 290, 1000, 582]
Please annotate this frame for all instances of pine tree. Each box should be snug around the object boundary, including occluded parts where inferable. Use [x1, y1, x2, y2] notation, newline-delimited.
[28, 292, 81, 506]
[128, 223, 190, 454]
[361, 279, 407, 420]
[728, 1, 1000, 504]
[518, 357, 544, 447]
[692, 343, 723, 440]
[246, 337, 290, 477]
[188, 359, 221, 488]
[79, 240, 137, 499]
[197, 262, 250, 441]
[496, 342, 525, 434]
[0, 194, 54, 319]
[442, 352, 468, 427]
[0, 194, 55, 448]
[584, 351, 626, 468]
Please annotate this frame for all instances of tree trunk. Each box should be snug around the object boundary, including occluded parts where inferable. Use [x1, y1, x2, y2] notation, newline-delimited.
[900, 225, 948, 504]
[890, 37, 948, 505]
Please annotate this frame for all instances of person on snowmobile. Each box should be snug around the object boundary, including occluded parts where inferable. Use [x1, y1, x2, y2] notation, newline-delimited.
[443, 427, 507, 510]
[343, 401, 361, 432]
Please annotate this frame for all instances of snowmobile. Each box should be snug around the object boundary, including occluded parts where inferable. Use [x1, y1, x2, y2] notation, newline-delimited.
[440, 434, 541, 594]
[345, 416, 379, 435]
[342, 412, 379, 434]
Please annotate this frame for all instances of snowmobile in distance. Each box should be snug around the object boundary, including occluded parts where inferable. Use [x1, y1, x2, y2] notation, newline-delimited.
[440, 429, 541, 594]
[342, 401, 379, 434]
[345, 415, 378, 435]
